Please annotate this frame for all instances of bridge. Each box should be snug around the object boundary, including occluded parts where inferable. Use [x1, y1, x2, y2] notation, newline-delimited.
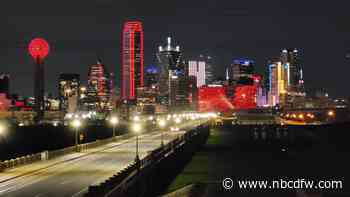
[0, 118, 210, 197]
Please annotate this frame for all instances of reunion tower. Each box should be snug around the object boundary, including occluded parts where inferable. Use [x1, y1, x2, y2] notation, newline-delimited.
[28, 38, 50, 122]
[121, 21, 144, 101]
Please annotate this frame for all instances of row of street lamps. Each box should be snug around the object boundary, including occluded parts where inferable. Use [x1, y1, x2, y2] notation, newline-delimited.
[68, 115, 178, 163]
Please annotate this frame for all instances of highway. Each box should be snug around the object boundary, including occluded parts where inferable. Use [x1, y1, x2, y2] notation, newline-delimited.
[0, 127, 189, 197]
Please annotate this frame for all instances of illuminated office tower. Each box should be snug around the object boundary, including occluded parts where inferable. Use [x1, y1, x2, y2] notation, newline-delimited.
[268, 61, 290, 107]
[58, 74, 80, 113]
[121, 21, 144, 101]
[280, 49, 303, 92]
[188, 60, 206, 88]
[230, 59, 254, 83]
[144, 65, 159, 88]
[86, 60, 111, 111]
[157, 37, 182, 106]
[199, 55, 214, 84]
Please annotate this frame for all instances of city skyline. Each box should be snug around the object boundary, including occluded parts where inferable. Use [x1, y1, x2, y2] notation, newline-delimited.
[1, 1, 350, 97]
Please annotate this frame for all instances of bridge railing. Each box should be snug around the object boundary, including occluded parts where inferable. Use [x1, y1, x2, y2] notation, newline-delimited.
[85, 124, 209, 197]
[0, 133, 134, 172]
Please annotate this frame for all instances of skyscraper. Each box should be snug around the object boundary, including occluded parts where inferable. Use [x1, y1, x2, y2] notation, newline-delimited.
[86, 60, 111, 111]
[157, 37, 182, 106]
[199, 55, 214, 84]
[144, 65, 159, 88]
[188, 60, 206, 88]
[121, 21, 144, 101]
[268, 60, 289, 107]
[280, 49, 303, 93]
[58, 74, 80, 113]
[230, 59, 254, 83]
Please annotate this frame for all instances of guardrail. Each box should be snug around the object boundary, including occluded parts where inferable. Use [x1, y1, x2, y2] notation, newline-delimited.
[85, 124, 209, 197]
[0, 134, 133, 172]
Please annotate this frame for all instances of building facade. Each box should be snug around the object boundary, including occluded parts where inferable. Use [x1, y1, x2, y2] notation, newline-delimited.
[86, 60, 112, 111]
[121, 21, 144, 101]
[58, 73, 80, 113]
[156, 37, 182, 107]
[230, 59, 254, 84]
[198, 85, 231, 112]
[268, 61, 289, 107]
[188, 60, 206, 88]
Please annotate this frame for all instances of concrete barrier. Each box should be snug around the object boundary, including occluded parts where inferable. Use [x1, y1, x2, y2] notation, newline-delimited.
[85, 123, 210, 197]
[0, 133, 134, 172]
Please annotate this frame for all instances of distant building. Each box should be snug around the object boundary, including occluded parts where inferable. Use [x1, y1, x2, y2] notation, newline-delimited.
[156, 37, 182, 107]
[86, 60, 112, 111]
[230, 59, 254, 83]
[121, 21, 144, 101]
[198, 85, 231, 112]
[188, 60, 206, 88]
[0, 93, 10, 111]
[144, 65, 159, 88]
[199, 55, 215, 84]
[188, 76, 198, 110]
[280, 48, 303, 93]
[0, 74, 10, 98]
[168, 71, 190, 111]
[267, 60, 289, 107]
[58, 73, 80, 113]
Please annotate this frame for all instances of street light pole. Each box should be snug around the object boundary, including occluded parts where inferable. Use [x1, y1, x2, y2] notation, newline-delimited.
[109, 117, 119, 140]
[71, 119, 81, 152]
[132, 123, 141, 164]
[113, 125, 116, 138]
[75, 127, 78, 147]
[136, 134, 139, 161]
[158, 119, 166, 147]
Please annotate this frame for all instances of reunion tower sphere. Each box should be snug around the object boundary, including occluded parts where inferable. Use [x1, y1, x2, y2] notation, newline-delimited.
[28, 38, 50, 61]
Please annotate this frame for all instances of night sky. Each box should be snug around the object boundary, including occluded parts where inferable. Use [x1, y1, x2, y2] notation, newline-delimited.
[1, 0, 350, 98]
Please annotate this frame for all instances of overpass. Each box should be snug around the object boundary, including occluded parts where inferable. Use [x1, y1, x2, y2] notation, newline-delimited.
[0, 119, 208, 197]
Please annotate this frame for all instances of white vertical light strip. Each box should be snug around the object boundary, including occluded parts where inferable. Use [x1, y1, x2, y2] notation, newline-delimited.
[188, 60, 206, 88]
[225, 67, 229, 80]
[188, 61, 197, 77]
[286, 63, 290, 86]
[167, 37, 171, 51]
[198, 61, 206, 87]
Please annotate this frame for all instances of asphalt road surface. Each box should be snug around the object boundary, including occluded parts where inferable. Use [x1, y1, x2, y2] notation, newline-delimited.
[0, 128, 188, 197]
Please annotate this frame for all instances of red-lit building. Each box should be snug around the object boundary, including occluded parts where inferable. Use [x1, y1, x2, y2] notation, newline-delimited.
[121, 21, 144, 101]
[198, 85, 233, 112]
[233, 85, 257, 109]
[232, 74, 262, 109]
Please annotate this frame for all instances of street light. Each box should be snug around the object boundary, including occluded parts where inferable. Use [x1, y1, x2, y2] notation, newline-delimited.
[158, 119, 166, 147]
[109, 116, 119, 139]
[0, 123, 6, 136]
[328, 110, 335, 117]
[175, 117, 182, 124]
[71, 119, 81, 150]
[132, 123, 142, 163]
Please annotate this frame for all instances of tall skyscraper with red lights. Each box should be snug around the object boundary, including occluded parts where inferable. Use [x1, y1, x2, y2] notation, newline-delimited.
[121, 21, 144, 101]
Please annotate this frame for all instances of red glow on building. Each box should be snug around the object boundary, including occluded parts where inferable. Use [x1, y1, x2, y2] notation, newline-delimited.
[121, 21, 144, 100]
[28, 38, 50, 61]
[233, 85, 257, 109]
[198, 86, 233, 112]
[15, 101, 25, 107]
[252, 74, 262, 84]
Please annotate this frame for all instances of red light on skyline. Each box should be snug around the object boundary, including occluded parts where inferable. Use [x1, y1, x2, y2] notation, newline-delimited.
[233, 85, 257, 109]
[198, 85, 233, 112]
[28, 38, 50, 61]
[121, 21, 144, 100]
